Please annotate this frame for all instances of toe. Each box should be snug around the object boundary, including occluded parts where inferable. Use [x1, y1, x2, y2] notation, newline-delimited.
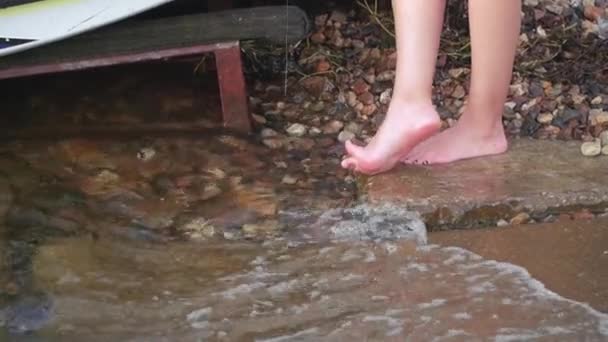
[341, 157, 358, 170]
[344, 140, 366, 159]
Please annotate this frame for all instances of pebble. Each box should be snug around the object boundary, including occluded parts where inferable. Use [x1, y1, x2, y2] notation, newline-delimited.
[309, 127, 322, 136]
[137, 147, 156, 162]
[286, 123, 308, 137]
[282, 175, 298, 185]
[263, 138, 285, 149]
[602, 145, 608, 155]
[496, 219, 510, 227]
[537, 113, 554, 124]
[358, 92, 375, 105]
[310, 101, 325, 112]
[376, 70, 395, 82]
[591, 96, 603, 105]
[581, 139, 602, 157]
[261, 128, 279, 138]
[510, 212, 531, 225]
[452, 85, 466, 99]
[323, 120, 344, 134]
[588, 109, 608, 126]
[338, 130, 355, 143]
[448, 68, 467, 79]
[379, 89, 392, 105]
[600, 131, 608, 146]
[345, 122, 362, 135]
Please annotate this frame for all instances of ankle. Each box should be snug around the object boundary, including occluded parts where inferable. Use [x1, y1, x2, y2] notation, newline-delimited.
[457, 112, 505, 139]
[391, 89, 434, 108]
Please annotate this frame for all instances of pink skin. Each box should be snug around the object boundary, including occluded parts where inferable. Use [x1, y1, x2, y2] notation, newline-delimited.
[341, 0, 446, 175]
[405, 0, 521, 165]
[342, 0, 522, 173]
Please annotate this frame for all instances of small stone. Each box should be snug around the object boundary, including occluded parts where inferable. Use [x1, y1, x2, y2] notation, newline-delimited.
[504, 102, 517, 110]
[536, 26, 547, 38]
[602, 145, 608, 156]
[379, 89, 392, 105]
[352, 79, 370, 95]
[286, 123, 307, 137]
[323, 120, 344, 134]
[338, 130, 355, 142]
[537, 113, 554, 124]
[510, 212, 530, 225]
[346, 91, 358, 108]
[496, 219, 509, 227]
[261, 128, 279, 138]
[581, 139, 602, 157]
[345, 122, 362, 135]
[589, 110, 608, 126]
[361, 104, 377, 116]
[137, 147, 156, 162]
[200, 184, 222, 201]
[358, 92, 375, 105]
[509, 83, 527, 97]
[309, 127, 321, 136]
[262, 138, 285, 149]
[376, 70, 396, 82]
[282, 175, 298, 185]
[448, 68, 467, 79]
[452, 85, 466, 99]
[310, 101, 325, 112]
[600, 131, 608, 146]
[591, 96, 603, 105]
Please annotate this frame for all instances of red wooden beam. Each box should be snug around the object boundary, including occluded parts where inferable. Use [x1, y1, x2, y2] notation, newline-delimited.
[0, 41, 252, 133]
[0, 42, 239, 80]
[214, 42, 251, 133]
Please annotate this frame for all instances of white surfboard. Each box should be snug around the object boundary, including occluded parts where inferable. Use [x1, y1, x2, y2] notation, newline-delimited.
[0, 0, 174, 57]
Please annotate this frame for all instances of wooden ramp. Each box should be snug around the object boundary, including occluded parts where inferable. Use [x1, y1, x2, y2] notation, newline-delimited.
[0, 6, 310, 133]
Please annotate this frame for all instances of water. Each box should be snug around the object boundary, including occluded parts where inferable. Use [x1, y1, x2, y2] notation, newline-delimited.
[1, 216, 607, 341]
[0, 127, 605, 340]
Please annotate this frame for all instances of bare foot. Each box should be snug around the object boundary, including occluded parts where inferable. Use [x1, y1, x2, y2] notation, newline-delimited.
[341, 101, 441, 175]
[403, 118, 508, 165]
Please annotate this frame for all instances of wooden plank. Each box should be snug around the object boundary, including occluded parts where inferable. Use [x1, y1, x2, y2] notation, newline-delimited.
[215, 42, 251, 132]
[0, 42, 238, 79]
[0, 5, 310, 71]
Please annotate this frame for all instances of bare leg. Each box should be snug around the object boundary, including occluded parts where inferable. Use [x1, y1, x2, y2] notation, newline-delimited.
[341, 0, 445, 175]
[405, 0, 521, 165]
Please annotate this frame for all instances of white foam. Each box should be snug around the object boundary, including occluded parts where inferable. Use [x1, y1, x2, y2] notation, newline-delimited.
[255, 328, 320, 342]
[215, 282, 266, 300]
[418, 299, 447, 309]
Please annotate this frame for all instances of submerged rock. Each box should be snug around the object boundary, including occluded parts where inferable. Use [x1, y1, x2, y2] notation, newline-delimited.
[4, 292, 53, 334]
[581, 139, 602, 157]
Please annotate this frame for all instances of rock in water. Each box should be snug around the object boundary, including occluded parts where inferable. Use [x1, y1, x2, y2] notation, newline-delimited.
[581, 139, 601, 157]
[599, 131, 608, 147]
[296, 204, 427, 244]
[6, 293, 54, 334]
[602, 145, 608, 156]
